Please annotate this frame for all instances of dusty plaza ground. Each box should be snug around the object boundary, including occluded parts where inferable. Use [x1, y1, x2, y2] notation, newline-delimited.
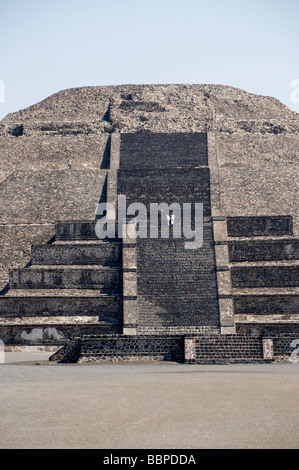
[0, 352, 298, 449]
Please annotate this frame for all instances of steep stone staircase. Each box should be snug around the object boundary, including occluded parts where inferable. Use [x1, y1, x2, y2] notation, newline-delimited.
[227, 216, 299, 335]
[117, 133, 221, 334]
[0, 220, 123, 344]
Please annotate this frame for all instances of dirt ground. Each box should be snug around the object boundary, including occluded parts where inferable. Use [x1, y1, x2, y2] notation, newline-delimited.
[0, 353, 298, 449]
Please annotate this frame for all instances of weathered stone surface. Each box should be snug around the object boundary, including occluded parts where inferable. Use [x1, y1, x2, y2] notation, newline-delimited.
[31, 242, 121, 266]
[0, 84, 298, 282]
[185, 334, 266, 364]
[228, 239, 299, 261]
[77, 335, 185, 363]
[0, 84, 298, 355]
[2, 84, 297, 128]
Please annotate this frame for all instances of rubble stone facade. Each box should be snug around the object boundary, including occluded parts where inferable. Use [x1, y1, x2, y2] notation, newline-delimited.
[0, 84, 298, 362]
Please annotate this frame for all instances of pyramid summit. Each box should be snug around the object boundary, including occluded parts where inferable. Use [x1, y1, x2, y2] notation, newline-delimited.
[2, 83, 299, 128]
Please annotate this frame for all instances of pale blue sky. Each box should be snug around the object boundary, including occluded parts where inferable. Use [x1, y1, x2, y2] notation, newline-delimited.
[1, 0, 299, 120]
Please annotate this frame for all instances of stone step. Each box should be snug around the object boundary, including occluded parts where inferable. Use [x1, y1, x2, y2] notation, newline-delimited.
[0, 294, 122, 318]
[228, 239, 299, 262]
[8, 266, 122, 291]
[137, 326, 220, 335]
[0, 288, 120, 297]
[0, 317, 120, 325]
[0, 323, 122, 345]
[230, 260, 299, 267]
[53, 240, 121, 245]
[233, 292, 299, 314]
[227, 235, 298, 242]
[227, 216, 293, 238]
[31, 243, 122, 266]
[234, 313, 299, 323]
[191, 334, 264, 363]
[55, 220, 120, 241]
[232, 286, 299, 295]
[231, 263, 299, 287]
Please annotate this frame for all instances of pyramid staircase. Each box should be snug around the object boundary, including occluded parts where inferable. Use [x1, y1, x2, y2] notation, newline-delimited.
[226, 216, 299, 335]
[1, 214, 297, 363]
[0, 220, 123, 345]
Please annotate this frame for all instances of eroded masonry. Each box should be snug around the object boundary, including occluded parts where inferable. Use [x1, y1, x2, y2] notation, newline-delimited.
[0, 84, 298, 363]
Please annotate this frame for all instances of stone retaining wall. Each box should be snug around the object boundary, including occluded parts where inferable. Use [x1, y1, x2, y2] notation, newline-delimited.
[234, 294, 299, 314]
[227, 216, 293, 237]
[49, 334, 299, 364]
[272, 336, 299, 360]
[0, 324, 121, 345]
[185, 335, 264, 364]
[0, 295, 122, 318]
[31, 243, 121, 266]
[231, 265, 299, 288]
[9, 266, 122, 291]
[79, 335, 184, 363]
[228, 239, 299, 262]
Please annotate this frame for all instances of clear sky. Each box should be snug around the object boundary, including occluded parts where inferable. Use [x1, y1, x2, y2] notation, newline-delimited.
[0, 0, 299, 120]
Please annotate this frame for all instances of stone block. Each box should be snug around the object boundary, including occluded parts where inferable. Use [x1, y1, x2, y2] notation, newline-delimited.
[262, 338, 274, 360]
[217, 270, 232, 296]
[219, 297, 235, 328]
[110, 133, 120, 170]
[213, 220, 228, 242]
[227, 216, 293, 237]
[122, 271, 137, 297]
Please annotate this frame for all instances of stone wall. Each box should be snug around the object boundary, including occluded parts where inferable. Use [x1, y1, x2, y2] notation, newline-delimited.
[31, 242, 121, 266]
[185, 335, 265, 364]
[228, 239, 299, 261]
[234, 294, 299, 315]
[227, 215, 299, 336]
[0, 324, 120, 346]
[0, 134, 108, 183]
[49, 333, 299, 364]
[217, 135, 299, 237]
[0, 133, 109, 283]
[0, 295, 121, 319]
[78, 335, 184, 363]
[227, 216, 293, 237]
[236, 323, 299, 336]
[55, 220, 102, 240]
[231, 265, 299, 288]
[0, 84, 298, 345]
[272, 336, 299, 359]
[9, 266, 122, 291]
